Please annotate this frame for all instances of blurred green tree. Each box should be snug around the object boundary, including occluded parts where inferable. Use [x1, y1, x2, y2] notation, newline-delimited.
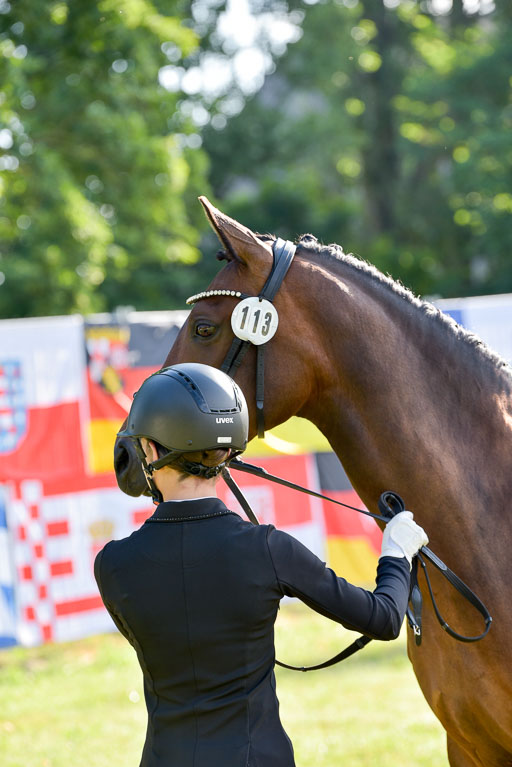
[203, 0, 512, 299]
[2, 0, 511, 316]
[0, 0, 213, 318]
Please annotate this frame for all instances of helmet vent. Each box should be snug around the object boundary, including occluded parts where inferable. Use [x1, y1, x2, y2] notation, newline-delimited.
[119, 363, 248, 457]
[176, 370, 194, 385]
[171, 368, 240, 416]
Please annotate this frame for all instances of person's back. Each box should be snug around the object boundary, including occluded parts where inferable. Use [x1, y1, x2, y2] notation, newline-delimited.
[96, 498, 294, 767]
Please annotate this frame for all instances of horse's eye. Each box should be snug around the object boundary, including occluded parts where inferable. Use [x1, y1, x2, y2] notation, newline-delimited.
[195, 323, 216, 338]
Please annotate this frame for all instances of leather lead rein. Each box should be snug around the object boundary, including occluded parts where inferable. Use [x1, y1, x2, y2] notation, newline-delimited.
[220, 461, 492, 672]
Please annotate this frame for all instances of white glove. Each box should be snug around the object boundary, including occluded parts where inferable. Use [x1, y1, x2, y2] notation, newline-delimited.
[380, 511, 429, 566]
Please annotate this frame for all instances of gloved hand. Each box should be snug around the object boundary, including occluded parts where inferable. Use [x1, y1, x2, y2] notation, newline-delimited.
[380, 511, 429, 566]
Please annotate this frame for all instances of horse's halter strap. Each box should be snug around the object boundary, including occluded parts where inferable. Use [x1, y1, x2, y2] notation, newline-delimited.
[224, 237, 295, 437]
[187, 238, 296, 438]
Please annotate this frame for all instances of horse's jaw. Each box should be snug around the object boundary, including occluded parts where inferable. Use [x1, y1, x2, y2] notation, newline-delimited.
[114, 436, 149, 497]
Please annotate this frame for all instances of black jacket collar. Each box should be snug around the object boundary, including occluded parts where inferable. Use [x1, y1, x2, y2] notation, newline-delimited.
[146, 497, 235, 523]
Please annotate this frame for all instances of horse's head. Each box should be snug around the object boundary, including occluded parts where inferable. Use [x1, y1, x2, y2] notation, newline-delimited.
[114, 196, 321, 497]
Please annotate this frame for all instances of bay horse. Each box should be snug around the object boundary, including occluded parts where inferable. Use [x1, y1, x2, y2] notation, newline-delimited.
[114, 197, 512, 766]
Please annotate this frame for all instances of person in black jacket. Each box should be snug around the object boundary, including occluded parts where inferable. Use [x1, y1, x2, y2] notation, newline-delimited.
[95, 363, 428, 767]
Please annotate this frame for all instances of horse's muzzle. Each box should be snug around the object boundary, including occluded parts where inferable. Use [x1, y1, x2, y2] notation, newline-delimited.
[114, 436, 149, 497]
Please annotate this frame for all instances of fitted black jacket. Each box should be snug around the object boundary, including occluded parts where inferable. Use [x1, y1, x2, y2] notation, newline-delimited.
[94, 497, 410, 767]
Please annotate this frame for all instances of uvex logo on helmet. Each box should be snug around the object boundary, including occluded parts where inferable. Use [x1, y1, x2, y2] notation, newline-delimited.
[216, 416, 234, 423]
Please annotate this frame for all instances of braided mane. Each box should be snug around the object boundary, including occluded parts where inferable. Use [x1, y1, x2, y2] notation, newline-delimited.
[293, 233, 512, 381]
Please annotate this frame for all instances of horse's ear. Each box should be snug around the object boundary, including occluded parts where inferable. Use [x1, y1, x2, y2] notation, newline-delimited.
[199, 196, 272, 266]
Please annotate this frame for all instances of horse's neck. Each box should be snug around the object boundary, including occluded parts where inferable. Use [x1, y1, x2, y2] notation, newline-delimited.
[300, 262, 512, 547]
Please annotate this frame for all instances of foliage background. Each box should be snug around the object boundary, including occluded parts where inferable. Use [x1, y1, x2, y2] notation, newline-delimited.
[0, 0, 511, 317]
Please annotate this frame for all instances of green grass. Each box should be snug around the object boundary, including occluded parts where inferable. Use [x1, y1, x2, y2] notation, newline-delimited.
[0, 603, 448, 766]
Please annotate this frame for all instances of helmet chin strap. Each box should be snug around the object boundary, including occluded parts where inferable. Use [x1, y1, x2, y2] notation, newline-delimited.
[134, 439, 163, 505]
[169, 458, 224, 480]
[134, 440, 240, 503]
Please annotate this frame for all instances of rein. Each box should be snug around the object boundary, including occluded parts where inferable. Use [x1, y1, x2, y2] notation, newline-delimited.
[222, 458, 492, 671]
[187, 237, 492, 671]
[221, 459, 492, 672]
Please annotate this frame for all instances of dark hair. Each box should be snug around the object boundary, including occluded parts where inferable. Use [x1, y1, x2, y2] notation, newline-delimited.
[153, 441, 230, 480]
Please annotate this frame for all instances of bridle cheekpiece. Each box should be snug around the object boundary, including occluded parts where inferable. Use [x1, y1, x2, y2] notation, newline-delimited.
[186, 238, 296, 438]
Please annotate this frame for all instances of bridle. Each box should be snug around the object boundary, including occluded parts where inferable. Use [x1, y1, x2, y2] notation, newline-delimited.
[187, 237, 296, 438]
[185, 237, 492, 672]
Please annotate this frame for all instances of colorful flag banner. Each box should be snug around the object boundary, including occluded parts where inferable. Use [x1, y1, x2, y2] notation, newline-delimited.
[10, 478, 154, 645]
[0, 485, 17, 647]
[0, 315, 88, 483]
[85, 312, 188, 474]
[2, 291, 511, 648]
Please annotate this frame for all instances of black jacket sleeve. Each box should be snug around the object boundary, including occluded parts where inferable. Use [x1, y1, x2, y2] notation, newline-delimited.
[94, 546, 135, 646]
[266, 527, 410, 640]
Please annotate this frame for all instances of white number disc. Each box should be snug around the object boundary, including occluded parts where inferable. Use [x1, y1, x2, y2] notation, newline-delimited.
[231, 296, 279, 345]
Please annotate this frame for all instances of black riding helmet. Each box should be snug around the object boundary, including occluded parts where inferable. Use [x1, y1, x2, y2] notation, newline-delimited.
[118, 363, 249, 497]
